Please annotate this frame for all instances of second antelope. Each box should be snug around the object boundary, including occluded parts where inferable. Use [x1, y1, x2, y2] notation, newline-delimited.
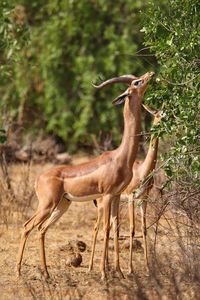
[16, 71, 155, 280]
[88, 106, 163, 274]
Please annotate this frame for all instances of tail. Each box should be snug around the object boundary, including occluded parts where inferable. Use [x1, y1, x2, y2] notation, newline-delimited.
[93, 200, 97, 207]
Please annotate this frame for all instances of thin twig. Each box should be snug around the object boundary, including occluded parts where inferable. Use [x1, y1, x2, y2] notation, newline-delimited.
[147, 201, 170, 230]
[181, 191, 200, 205]
[160, 74, 199, 86]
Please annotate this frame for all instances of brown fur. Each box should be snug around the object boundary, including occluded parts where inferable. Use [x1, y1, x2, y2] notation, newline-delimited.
[16, 71, 155, 279]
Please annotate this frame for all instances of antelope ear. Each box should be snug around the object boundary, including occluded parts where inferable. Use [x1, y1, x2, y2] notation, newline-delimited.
[112, 92, 130, 106]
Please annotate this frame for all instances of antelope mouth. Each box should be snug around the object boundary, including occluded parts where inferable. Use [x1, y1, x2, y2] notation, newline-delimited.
[145, 71, 155, 83]
[149, 71, 155, 78]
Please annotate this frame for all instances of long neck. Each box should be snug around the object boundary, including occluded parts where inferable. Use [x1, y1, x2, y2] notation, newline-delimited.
[117, 94, 142, 168]
[142, 133, 159, 175]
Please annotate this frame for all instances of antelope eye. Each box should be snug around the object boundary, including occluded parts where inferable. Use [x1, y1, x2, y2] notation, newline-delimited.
[134, 80, 142, 86]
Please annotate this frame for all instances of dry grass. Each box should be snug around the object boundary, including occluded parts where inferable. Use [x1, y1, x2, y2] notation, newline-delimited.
[0, 158, 199, 300]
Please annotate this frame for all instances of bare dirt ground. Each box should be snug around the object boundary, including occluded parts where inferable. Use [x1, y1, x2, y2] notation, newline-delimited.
[0, 157, 199, 300]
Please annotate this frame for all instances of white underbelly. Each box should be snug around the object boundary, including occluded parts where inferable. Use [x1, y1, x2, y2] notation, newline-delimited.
[64, 193, 102, 202]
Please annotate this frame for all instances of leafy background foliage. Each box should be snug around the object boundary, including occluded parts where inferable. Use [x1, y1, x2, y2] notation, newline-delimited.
[142, 0, 200, 188]
[0, 0, 150, 151]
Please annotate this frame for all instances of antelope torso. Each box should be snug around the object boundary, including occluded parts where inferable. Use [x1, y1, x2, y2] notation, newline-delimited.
[36, 150, 133, 203]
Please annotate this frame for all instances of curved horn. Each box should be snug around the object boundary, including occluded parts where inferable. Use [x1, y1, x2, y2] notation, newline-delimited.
[93, 75, 137, 89]
[143, 103, 165, 119]
[142, 104, 158, 116]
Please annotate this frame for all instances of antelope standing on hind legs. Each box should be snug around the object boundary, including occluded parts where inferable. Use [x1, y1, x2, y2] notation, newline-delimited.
[16, 71, 155, 280]
[88, 106, 163, 274]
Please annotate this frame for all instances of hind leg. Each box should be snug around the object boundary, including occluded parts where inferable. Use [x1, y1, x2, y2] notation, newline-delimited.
[140, 198, 148, 271]
[88, 204, 103, 272]
[111, 196, 124, 278]
[38, 197, 71, 278]
[100, 195, 112, 280]
[16, 208, 51, 277]
[128, 194, 135, 274]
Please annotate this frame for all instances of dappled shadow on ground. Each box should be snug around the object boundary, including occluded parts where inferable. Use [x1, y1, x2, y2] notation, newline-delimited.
[0, 163, 199, 300]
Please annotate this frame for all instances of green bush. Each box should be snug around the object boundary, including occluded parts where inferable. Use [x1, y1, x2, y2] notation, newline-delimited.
[142, 0, 200, 188]
[0, 0, 150, 151]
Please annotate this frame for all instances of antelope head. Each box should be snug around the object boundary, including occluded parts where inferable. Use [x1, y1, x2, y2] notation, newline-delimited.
[142, 103, 165, 125]
[93, 72, 155, 106]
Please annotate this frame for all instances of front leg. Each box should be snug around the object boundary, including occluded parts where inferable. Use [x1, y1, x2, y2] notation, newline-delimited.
[100, 195, 112, 280]
[88, 202, 103, 272]
[111, 195, 124, 278]
[140, 197, 148, 271]
[128, 194, 135, 274]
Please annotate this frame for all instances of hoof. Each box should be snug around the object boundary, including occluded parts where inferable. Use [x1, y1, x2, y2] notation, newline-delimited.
[45, 273, 50, 280]
[41, 270, 50, 280]
[16, 265, 21, 278]
[145, 267, 150, 276]
[128, 265, 135, 275]
[115, 268, 125, 279]
[101, 272, 107, 281]
[128, 268, 137, 276]
[128, 270, 134, 275]
[105, 264, 111, 271]
[87, 266, 93, 273]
